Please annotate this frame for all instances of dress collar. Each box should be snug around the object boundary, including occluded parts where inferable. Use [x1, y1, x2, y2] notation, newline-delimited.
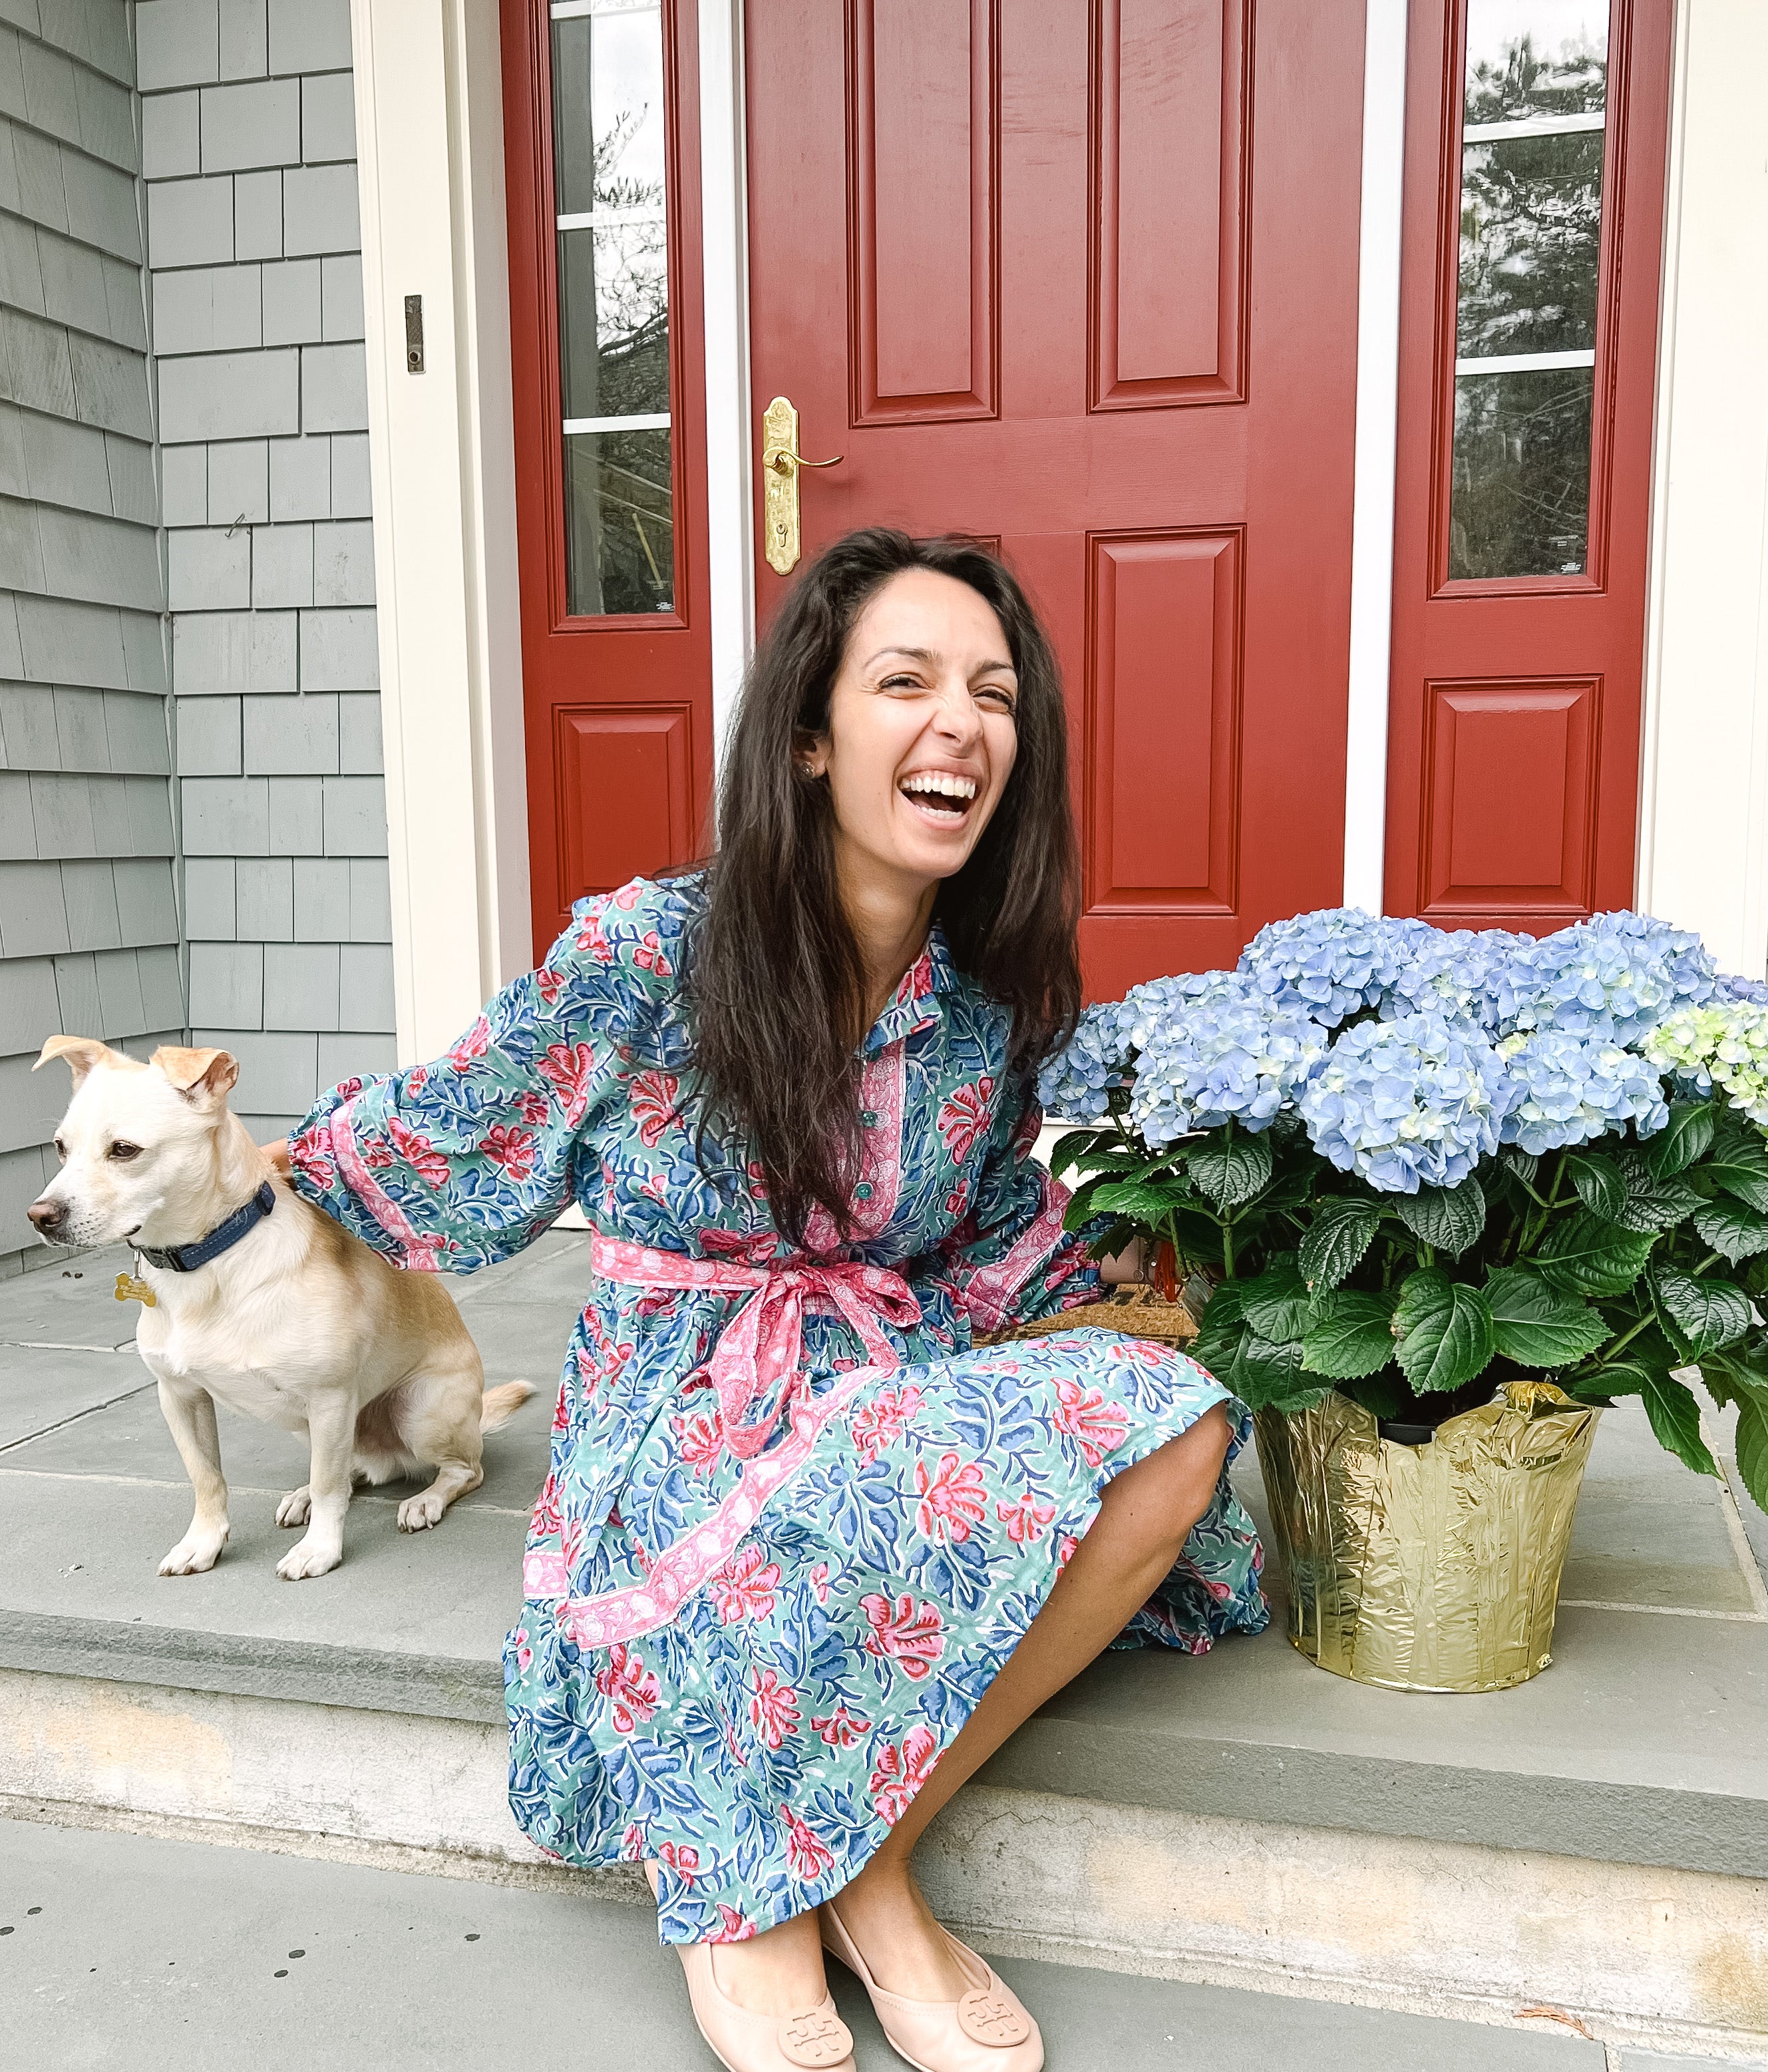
[860, 923, 955, 1056]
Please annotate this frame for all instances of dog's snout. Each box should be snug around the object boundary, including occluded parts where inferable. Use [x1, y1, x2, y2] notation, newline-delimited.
[27, 1195, 68, 1238]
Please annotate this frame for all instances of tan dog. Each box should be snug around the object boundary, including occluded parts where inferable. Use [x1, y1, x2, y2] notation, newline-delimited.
[27, 1036, 531, 1580]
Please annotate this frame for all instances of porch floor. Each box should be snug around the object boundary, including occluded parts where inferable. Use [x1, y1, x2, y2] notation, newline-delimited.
[1, 1232, 1766, 1881]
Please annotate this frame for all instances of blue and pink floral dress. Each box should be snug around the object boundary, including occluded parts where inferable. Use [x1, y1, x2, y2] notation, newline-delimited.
[289, 875, 1266, 1943]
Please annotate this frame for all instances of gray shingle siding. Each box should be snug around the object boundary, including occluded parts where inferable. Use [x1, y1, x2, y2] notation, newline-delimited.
[1, 0, 391, 1274]
[0, 0, 180, 1277]
[142, 0, 389, 1147]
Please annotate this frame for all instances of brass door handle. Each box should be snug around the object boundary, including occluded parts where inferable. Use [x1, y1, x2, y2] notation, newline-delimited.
[761, 395, 843, 574]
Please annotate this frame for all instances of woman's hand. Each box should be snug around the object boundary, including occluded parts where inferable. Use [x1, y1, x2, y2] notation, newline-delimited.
[1097, 1236, 1144, 1286]
[261, 1138, 293, 1179]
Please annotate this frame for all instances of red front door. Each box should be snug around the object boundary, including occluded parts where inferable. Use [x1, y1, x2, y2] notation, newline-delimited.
[504, 0, 715, 958]
[744, 1, 1367, 998]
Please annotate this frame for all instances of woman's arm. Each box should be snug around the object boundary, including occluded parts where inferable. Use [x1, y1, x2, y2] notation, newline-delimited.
[279, 883, 673, 1273]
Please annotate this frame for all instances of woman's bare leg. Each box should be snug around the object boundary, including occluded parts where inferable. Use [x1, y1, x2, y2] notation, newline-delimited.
[704, 1402, 1233, 2013]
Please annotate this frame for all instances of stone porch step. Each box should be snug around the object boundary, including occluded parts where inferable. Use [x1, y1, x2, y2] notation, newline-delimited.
[3, 1235, 1766, 2060]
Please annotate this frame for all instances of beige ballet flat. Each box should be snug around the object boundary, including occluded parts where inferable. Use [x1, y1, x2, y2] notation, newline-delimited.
[819, 1900, 1043, 2072]
[645, 1862, 855, 2072]
[675, 1939, 856, 2072]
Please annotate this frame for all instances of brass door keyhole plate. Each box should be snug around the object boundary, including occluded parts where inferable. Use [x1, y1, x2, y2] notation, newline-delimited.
[761, 396, 842, 575]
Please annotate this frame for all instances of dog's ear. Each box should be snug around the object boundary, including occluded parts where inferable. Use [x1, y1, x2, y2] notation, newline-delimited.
[152, 1046, 240, 1106]
[33, 1035, 125, 1087]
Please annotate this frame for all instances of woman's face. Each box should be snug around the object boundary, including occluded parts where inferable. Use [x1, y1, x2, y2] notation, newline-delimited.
[806, 567, 1020, 905]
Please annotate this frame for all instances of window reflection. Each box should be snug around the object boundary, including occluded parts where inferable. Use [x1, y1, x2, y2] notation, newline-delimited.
[550, 0, 674, 616]
[1448, 2, 1609, 582]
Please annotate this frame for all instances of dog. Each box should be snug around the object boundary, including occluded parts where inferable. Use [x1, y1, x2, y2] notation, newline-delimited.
[27, 1036, 532, 1580]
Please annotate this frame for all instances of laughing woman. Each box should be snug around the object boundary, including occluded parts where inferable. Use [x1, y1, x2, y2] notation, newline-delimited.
[279, 530, 1266, 2072]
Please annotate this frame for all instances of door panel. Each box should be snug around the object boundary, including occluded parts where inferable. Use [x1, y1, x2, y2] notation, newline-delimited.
[1093, 0, 1248, 405]
[1384, 0, 1672, 929]
[503, 0, 713, 956]
[746, 0, 1365, 999]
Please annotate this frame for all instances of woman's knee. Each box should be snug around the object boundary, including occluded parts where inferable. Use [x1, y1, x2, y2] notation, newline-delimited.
[1100, 1401, 1231, 1557]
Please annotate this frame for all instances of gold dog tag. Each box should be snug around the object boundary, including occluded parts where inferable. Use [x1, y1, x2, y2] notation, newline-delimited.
[114, 1271, 156, 1308]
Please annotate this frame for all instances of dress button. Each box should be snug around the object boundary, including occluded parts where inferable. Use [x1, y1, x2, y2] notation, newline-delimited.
[860, 1110, 879, 1128]
[854, 1181, 873, 1201]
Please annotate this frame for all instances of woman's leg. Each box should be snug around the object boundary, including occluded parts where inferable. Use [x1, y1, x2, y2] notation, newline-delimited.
[832, 1402, 1231, 1996]
[708, 1402, 1234, 2012]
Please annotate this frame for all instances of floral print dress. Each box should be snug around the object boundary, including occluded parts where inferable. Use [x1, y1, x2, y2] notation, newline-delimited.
[289, 875, 1266, 1944]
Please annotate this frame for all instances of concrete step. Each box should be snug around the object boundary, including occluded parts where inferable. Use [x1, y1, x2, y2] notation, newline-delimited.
[3, 1237, 1767, 2062]
[13, 1813, 1764, 2072]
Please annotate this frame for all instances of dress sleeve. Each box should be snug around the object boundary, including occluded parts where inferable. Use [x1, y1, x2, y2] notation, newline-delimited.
[285, 880, 676, 1272]
[939, 1071, 1103, 1336]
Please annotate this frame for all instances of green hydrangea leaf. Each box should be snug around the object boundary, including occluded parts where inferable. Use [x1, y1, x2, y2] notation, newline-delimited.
[1735, 1399, 1768, 1514]
[1297, 1199, 1380, 1293]
[1644, 1098, 1717, 1179]
[1220, 1329, 1314, 1410]
[1186, 1280, 1247, 1370]
[1240, 1254, 1313, 1344]
[1704, 1140, 1768, 1216]
[1536, 1212, 1658, 1298]
[1089, 1178, 1191, 1224]
[1302, 1289, 1401, 1380]
[1638, 1370, 1721, 1479]
[1393, 1269, 1496, 1393]
[1050, 1129, 1115, 1178]
[1609, 1151, 1705, 1233]
[1395, 1175, 1487, 1258]
[1564, 1153, 1627, 1223]
[1186, 1131, 1274, 1211]
[1654, 1269, 1753, 1358]
[1483, 1267, 1610, 1370]
[1692, 1200, 1768, 1265]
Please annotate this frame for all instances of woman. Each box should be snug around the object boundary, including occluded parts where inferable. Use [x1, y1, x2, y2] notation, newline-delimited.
[280, 530, 1265, 2072]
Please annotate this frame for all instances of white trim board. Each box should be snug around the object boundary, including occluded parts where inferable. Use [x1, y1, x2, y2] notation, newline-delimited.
[1636, 0, 1768, 977]
[352, 0, 530, 1063]
[1340, 0, 1409, 915]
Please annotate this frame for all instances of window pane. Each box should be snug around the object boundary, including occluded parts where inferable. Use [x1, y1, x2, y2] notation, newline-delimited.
[1464, 1, 1607, 126]
[564, 426, 675, 616]
[1458, 128, 1603, 359]
[558, 222, 670, 423]
[1449, 366, 1594, 580]
[550, 2, 673, 617]
[1450, 4, 1609, 581]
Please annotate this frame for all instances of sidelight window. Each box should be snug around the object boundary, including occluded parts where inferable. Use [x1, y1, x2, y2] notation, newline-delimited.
[1448, 1, 1609, 581]
[550, 0, 674, 616]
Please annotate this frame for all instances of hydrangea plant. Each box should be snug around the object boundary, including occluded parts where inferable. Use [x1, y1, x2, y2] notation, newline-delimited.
[1047, 909, 1768, 1512]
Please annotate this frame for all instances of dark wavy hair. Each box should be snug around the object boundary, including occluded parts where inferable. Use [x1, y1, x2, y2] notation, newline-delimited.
[685, 527, 1081, 1246]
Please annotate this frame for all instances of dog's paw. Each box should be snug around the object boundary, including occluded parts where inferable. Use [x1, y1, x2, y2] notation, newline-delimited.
[397, 1489, 449, 1533]
[275, 1537, 343, 1581]
[275, 1486, 311, 1528]
[158, 1530, 228, 1576]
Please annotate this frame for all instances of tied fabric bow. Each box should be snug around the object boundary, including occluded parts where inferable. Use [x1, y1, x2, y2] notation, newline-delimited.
[590, 1233, 921, 1459]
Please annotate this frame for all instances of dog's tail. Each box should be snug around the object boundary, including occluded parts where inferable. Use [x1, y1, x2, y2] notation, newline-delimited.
[480, 1380, 535, 1432]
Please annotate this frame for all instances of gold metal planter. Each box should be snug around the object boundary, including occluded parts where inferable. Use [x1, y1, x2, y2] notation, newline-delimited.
[1254, 1383, 1601, 1693]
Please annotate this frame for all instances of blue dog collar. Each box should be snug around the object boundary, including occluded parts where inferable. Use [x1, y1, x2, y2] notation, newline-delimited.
[136, 1181, 276, 1274]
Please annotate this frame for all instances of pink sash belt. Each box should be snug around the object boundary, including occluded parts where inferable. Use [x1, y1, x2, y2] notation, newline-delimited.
[588, 1232, 922, 1459]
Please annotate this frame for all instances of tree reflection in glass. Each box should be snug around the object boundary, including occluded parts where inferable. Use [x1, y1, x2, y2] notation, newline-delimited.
[552, 5, 674, 616]
[1448, 7, 1610, 582]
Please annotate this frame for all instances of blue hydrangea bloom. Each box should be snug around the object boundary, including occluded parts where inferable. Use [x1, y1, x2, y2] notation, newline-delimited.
[1379, 927, 1536, 1032]
[1128, 995, 1329, 1147]
[1036, 999, 1133, 1120]
[1715, 972, 1768, 1008]
[1495, 911, 1717, 1046]
[1298, 1012, 1513, 1193]
[1496, 1030, 1669, 1154]
[1238, 908, 1433, 1026]
[1119, 968, 1254, 1052]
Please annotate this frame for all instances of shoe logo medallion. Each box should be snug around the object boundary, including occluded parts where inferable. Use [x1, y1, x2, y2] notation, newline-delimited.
[781, 2007, 850, 2066]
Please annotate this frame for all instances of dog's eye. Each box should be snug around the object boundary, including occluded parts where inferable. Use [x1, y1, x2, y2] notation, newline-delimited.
[53, 1138, 67, 1163]
[106, 1141, 142, 1162]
